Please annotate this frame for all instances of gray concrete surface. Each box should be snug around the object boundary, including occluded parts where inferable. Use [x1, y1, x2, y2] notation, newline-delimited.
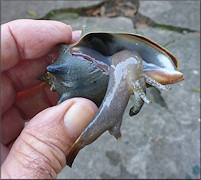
[1, 0, 200, 179]
[139, 0, 200, 31]
[61, 16, 136, 33]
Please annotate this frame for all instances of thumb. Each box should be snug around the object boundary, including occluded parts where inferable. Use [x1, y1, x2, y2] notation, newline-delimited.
[1, 98, 98, 179]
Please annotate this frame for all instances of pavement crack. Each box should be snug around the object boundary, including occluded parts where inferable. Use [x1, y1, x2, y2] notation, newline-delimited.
[134, 12, 198, 34]
[162, 40, 176, 48]
[153, 23, 196, 34]
[38, 1, 106, 20]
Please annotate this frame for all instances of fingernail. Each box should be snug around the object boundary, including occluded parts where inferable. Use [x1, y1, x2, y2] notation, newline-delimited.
[64, 103, 96, 138]
[66, 24, 72, 31]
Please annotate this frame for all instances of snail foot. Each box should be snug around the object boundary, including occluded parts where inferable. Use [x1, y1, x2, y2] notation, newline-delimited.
[109, 125, 122, 140]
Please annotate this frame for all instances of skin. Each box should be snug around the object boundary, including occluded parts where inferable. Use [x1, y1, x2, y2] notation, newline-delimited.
[1, 19, 99, 179]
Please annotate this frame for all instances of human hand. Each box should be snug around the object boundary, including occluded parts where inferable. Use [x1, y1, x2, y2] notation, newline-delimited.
[1, 19, 98, 178]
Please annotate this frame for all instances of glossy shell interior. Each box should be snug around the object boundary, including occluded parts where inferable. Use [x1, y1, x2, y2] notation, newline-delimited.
[69, 30, 178, 71]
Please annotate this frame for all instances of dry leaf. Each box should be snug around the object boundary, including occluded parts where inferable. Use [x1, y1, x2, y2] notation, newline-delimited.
[92, 8, 101, 16]
[193, 88, 200, 92]
[135, 22, 148, 28]
[105, 11, 117, 17]
[123, 9, 136, 17]
[116, 6, 135, 17]
[27, 9, 38, 17]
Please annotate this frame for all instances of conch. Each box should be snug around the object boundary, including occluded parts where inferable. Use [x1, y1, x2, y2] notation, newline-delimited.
[39, 27, 184, 167]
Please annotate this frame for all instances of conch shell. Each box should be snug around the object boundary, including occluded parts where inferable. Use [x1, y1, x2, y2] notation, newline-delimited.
[40, 27, 184, 167]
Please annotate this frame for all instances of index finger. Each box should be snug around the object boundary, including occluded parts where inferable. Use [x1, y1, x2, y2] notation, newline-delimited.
[1, 19, 73, 72]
